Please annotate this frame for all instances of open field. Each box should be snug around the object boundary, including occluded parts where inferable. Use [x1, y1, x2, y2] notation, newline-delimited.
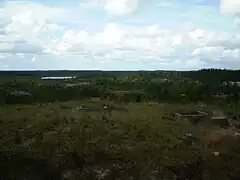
[1, 100, 240, 180]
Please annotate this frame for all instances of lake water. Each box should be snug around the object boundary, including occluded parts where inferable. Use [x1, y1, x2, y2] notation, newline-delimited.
[41, 76, 76, 80]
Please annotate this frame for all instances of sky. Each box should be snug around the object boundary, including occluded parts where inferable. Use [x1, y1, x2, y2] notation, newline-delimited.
[0, 0, 240, 70]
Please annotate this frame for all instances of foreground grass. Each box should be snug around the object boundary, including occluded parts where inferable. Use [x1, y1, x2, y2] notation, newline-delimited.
[0, 101, 240, 180]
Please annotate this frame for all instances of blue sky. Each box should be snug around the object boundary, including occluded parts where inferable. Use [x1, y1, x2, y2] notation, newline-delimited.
[0, 0, 240, 70]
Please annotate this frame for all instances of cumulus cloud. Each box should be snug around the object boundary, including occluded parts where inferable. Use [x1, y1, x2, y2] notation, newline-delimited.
[221, 0, 240, 14]
[79, 0, 140, 15]
[104, 0, 138, 15]
[0, 0, 240, 70]
[3, 1, 68, 23]
[220, 0, 240, 22]
[0, 1, 66, 55]
[40, 22, 240, 70]
[0, 40, 43, 54]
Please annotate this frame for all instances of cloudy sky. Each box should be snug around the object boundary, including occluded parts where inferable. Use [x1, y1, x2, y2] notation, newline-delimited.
[0, 0, 240, 70]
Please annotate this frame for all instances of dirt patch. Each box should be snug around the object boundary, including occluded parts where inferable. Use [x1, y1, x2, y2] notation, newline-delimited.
[201, 128, 237, 149]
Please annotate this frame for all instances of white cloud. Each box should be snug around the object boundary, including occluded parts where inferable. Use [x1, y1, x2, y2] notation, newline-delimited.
[191, 46, 224, 59]
[16, 53, 25, 58]
[220, 0, 240, 23]
[221, 0, 240, 15]
[41, 22, 240, 69]
[79, 0, 139, 15]
[3, 1, 68, 22]
[0, 53, 10, 59]
[1, 0, 240, 70]
[95, 23, 125, 45]
[104, 0, 138, 15]
[0, 1, 66, 55]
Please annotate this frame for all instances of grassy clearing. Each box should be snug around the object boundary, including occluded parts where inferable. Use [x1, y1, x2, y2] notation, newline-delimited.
[0, 101, 240, 180]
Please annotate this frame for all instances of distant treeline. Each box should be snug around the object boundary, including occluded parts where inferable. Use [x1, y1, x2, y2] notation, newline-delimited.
[0, 72, 239, 106]
[182, 69, 240, 82]
[0, 69, 240, 81]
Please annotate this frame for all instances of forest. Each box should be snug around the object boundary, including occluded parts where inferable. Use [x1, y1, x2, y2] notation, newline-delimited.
[0, 69, 239, 106]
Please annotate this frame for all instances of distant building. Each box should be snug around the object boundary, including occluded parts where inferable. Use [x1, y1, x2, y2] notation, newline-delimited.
[159, 78, 169, 82]
[222, 81, 240, 87]
[213, 93, 228, 99]
[65, 82, 90, 87]
[10, 90, 32, 96]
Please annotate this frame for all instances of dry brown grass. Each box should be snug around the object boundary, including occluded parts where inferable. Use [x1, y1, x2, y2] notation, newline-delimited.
[201, 129, 227, 149]
[0, 100, 240, 180]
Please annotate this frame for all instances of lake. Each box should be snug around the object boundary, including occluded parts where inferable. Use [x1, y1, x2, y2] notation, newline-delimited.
[41, 76, 76, 80]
